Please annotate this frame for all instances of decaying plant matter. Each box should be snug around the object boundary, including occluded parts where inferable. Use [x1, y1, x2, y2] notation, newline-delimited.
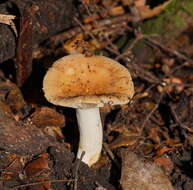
[0, 0, 193, 190]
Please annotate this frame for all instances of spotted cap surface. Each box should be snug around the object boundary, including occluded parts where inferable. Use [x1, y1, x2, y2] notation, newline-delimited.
[43, 54, 134, 108]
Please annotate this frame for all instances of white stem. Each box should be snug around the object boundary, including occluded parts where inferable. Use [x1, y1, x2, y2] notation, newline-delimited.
[76, 107, 103, 166]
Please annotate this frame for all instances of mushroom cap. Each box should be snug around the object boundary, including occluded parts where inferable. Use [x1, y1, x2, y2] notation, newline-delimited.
[43, 54, 134, 108]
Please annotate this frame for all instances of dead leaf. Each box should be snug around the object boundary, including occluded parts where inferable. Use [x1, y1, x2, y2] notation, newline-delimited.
[63, 34, 101, 54]
[63, 33, 84, 54]
[92, 154, 110, 169]
[24, 153, 49, 178]
[31, 107, 65, 128]
[154, 156, 174, 173]
[186, 134, 193, 147]
[0, 153, 25, 180]
[135, 0, 172, 19]
[43, 126, 64, 139]
[24, 153, 51, 189]
[120, 150, 175, 190]
[121, 0, 133, 6]
[109, 134, 140, 149]
[95, 187, 107, 190]
[0, 14, 17, 36]
[160, 77, 185, 93]
[156, 147, 174, 156]
[147, 126, 161, 144]
[81, 0, 100, 5]
[135, 0, 146, 7]
[109, 6, 125, 16]
[16, 4, 39, 87]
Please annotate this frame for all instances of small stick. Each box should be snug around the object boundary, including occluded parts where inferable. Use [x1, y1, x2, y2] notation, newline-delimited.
[10, 179, 74, 189]
[115, 30, 143, 61]
[124, 59, 161, 84]
[169, 104, 192, 133]
[145, 37, 193, 65]
[103, 142, 120, 169]
[74, 151, 85, 190]
[51, 13, 137, 42]
[140, 92, 164, 134]
[95, 181, 107, 190]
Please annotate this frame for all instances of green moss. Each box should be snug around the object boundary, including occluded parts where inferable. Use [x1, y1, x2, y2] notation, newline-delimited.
[142, 0, 193, 38]
[182, 1, 193, 16]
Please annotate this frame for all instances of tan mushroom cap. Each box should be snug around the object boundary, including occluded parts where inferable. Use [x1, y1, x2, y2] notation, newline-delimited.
[43, 54, 134, 108]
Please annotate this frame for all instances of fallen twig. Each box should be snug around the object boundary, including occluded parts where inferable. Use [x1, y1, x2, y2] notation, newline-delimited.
[145, 37, 193, 65]
[115, 30, 143, 61]
[140, 92, 164, 134]
[103, 142, 120, 169]
[169, 104, 193, 133]
[124, 58, 161, 84]
[10, 179, 74, 189]
[50, 13, 137, 43]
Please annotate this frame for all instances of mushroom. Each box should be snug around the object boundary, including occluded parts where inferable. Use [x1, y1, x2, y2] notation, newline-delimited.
[43, 54, 134, 166]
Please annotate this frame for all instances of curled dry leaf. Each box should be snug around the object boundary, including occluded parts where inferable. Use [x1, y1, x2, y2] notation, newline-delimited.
[63, 34, 101, 54]
[43, 126, 64, 139]
[31, 107, 65, 128]
[120, 150, 175, 190]
[31, 107, 65, 140]
[63, 34, 84, 54]
[24, 153, 49, 177]
[0, 80, 29, 119]
[109, 6, 125, 16]
[24, 153, 51, 190]
[154, 156, 174, 173]
[156, 146, 174, 156]
[147, 125, 161, 144]
[135, 0, 172, 19]
[109, 134, 140, 149]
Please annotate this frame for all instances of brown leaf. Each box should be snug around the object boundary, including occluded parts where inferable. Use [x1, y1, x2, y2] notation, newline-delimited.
[135, 0, 172, 19]
[154, 156, 174, 173]
[43, 126, 64, 139]
[109, 6, 125, 16]
[31, 107, 65, 128]
[147, 126, 161, 144]
[0, 14, 17, 36]
[16, 4, 39, 87]
[164, 77, 185, 93]
[24, 153, 49, 178]
[121, 0, 133, 6]
[24, 152, 51, 189]
[135, 0, 146, 7]
[0, 79, 29, 118]
[109, 134, 140, 149]
[0, 153, 25, 180]
[156, 146, 174, 156]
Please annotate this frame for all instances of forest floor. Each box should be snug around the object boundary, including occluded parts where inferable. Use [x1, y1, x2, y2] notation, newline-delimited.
[0, 0, 193, 190]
